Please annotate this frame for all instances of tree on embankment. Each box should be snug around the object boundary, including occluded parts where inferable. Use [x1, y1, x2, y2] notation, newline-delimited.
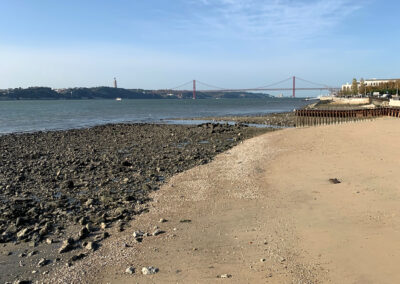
[359, 78, 366, 96]
[351, 78, 358, 96]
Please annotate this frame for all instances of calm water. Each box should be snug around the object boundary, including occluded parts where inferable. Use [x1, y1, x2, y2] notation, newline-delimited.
[0, 98, 309, 134]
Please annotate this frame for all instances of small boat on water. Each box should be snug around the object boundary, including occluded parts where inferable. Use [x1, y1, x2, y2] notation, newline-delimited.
[115, 97, 122, 101]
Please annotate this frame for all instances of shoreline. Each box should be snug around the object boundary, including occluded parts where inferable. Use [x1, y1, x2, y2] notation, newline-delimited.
[167, 111, 297, 127]
[0, 122, 271, 283]
[0, 111, 296, 137]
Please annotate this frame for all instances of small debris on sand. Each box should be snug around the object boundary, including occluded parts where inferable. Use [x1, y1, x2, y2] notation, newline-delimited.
[125, 266, 135, 274]
[218, 274, 232, 278]
[329, 178, 341, 184]
[142, 266, 159, 275]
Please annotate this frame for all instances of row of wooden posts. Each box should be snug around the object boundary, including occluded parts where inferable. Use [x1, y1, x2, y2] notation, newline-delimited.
[295, 107, 400, 127]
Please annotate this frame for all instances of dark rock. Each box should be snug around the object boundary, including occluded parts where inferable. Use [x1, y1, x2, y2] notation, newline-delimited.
[66, 180, 74, 189]
[84, 241, 98, 251]
[13, 280, 31, 284]
[39, 223, 51, 237]
[70, 253, 86, 262]
[78, 227, 90, 240]
[59, 238, 74, 253]
[16, 228, 29, 239]
[27, 250, 37, 257]
[329, 178, 341, 184]
[152, 229, 165, 236]
[122, 161, 132, 167]
[37, 258, 49, 267]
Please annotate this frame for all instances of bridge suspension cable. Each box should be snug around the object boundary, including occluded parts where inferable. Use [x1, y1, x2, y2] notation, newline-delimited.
[195, 80, 227, 90]
[295, 76, 332, 88]
[254, 77, 293, 89]
[168, 80, 193, 90]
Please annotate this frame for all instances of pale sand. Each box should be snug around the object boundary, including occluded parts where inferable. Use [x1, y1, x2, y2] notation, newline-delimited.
[45, 117, 400, 283]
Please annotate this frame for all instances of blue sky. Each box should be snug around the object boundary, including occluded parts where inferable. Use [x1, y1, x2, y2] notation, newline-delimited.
[0, 0, 399, 95]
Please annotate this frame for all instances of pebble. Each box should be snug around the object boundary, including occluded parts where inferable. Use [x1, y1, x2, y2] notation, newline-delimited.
[159, 218, 167, 223]
[70, 253, 86, 262]
[59, 238, 74, 254]
[27, 251, 37, 257]
[134, 237, 143, 243]
[125, 266, 135, 274]
[142, 266, 159, 275]
[132, 231, 144, 238]
[37, 258, 49, 267]
[78, 227, 90, 240]
[85, 223, 94, 232]
[16, 228, 29, 239]
[85, 241, 98, 251]
[219, 274, 232, 278]
[329, 178, 341, 184]
[260, 258, 266, 262]
[152, 229, 165, 236]
[12, 280, 31, 284]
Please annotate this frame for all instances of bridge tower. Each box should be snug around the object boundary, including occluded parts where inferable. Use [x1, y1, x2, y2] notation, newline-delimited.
[292, 76, 295, 98]
[193, 80, 196, 100]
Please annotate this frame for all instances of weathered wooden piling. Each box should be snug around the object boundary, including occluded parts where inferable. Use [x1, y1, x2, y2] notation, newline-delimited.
[295, 107, 400, 127]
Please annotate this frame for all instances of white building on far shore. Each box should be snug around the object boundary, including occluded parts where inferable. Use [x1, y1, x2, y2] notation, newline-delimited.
[341, 78, 400, 92]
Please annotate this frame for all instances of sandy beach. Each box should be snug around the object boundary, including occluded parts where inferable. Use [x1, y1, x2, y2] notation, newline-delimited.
[35, 117, 400, 283]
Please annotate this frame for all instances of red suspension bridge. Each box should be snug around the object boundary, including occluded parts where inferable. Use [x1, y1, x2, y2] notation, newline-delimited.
[165, 76, 340, 99]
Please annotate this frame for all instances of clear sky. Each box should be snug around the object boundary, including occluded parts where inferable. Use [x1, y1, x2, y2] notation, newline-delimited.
[0, 0, 399, 93]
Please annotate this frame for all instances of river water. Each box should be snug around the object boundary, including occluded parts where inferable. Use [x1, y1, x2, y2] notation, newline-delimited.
[0, 98, 309, 134]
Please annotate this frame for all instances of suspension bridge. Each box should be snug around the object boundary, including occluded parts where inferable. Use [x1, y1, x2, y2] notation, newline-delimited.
[164, 76, 340, 99]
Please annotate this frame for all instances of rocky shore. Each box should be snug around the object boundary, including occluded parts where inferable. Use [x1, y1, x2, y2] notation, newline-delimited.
[0, 122, 270, 283]
[187, 111, 297, 127]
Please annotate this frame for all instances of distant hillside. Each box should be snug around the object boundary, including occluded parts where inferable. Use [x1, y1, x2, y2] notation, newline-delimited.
[0, 87, 271, 100]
